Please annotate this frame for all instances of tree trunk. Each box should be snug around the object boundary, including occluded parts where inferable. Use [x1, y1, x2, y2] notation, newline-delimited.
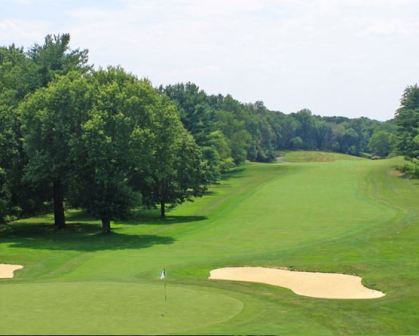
[53, 179, 65, 229]
[160, 202, 166, 218]
[101, 217, 111, 234]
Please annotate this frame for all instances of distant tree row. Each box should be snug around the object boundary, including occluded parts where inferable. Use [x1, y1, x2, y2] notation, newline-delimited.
[162, 83, 397, 166]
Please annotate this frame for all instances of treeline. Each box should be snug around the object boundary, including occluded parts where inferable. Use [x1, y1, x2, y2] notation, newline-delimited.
[1, 34, 414, 229]
[161, 83, 397, 169]
[0, 34, 209, 231]
[394, 85, 419, 177]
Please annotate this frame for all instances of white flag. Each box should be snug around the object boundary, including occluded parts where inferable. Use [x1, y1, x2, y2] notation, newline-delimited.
[160, 269, 166, 280]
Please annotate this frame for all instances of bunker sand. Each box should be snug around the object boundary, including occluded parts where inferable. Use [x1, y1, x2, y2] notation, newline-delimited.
[209, 267, 385, 299]
[0, 264, 23, 279]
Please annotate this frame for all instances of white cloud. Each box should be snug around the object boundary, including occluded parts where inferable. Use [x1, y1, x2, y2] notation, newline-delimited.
[365, 20, 419, 36]
[2, 0, 419, 120]
[0, 19, 49, 45]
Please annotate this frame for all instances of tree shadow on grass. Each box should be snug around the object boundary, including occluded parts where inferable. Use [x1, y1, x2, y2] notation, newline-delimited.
[220, 166, 246, 180]
[63, 209, 207, 226]
[0, 222, 175, 251]
[122, 214, 207, 226]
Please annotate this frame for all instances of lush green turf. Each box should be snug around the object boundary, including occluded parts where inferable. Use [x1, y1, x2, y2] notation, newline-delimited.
[1, 152, 418, 335]
[281, 150, 361, 162]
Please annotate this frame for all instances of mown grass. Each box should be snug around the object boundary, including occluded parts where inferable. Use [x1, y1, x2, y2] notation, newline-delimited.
[281, 150, 361, 162]
[0, 152, 418, 335]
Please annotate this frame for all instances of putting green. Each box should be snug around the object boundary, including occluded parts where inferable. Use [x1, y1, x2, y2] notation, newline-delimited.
[0, 282, 243, 334]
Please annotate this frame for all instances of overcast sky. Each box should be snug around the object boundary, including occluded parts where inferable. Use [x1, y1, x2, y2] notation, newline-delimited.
[1, 0, 419, 120]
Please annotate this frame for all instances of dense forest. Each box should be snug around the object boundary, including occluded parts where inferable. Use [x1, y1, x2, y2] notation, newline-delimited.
[0, 34, 417, 230]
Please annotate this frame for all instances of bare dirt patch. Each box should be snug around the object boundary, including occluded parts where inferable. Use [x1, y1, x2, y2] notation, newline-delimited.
[389, 169, 404, 177]
[209, 267, 385, 299]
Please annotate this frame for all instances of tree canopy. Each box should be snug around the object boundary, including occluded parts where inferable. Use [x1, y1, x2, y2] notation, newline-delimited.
[395, 85, 419, 177]
[368, 131, 395, 157]
[0, 33, 406, 227]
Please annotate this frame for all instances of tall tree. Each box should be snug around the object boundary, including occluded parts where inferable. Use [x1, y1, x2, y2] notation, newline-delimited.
[20, 33, 91, 227]
[395, 85, 419, 177]
[73, 68, 156, 233]
[20, 71, 93, 228]
[134, 95, 209, 218]
[28, 34, 90, 87]
[0, 45, 44, 220]
[76, 109, 138, 233]
[396, 85, 419, 160]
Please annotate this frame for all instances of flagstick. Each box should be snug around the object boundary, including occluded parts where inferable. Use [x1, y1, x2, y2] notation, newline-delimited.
[160, 268, 167, 317]
[164, 279, 167, 303]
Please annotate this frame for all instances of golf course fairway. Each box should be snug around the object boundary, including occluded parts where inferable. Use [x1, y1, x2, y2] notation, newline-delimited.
[1, 151, 418, 335]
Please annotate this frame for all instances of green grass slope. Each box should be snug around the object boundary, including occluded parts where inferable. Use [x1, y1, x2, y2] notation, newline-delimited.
[281, 150, 361, 162]
[0, 152, 418, 335]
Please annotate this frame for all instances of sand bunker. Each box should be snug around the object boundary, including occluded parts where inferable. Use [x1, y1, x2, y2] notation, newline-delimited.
[0, 264, 23, 279]
[209, 267, 385, 299]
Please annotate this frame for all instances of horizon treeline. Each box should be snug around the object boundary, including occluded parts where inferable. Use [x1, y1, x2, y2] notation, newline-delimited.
[162, 83, 397, 165]
[0, 34, 417, 229]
